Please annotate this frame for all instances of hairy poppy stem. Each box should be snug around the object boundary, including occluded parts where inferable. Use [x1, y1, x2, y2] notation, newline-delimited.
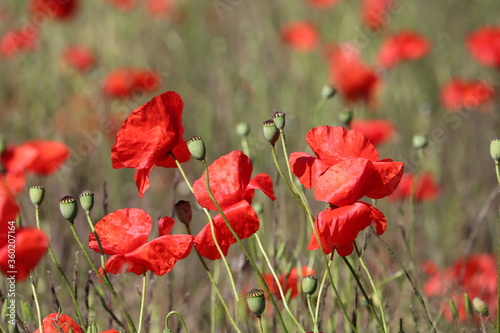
[137, 269, 147, 333]
[306, 294, 319, 333]
[495, 162, 500, 333]
[164, 311, 189, 332]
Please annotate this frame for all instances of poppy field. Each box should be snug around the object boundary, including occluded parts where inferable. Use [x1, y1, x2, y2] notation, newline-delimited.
[1, 0, 500, 332]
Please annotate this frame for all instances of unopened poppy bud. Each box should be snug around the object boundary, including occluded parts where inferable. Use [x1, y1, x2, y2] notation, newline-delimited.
[79, 191, 94, 212]
[263, 120, 279, 146]
[236, 123, 251, 137]
[338, 110, 353, 127]
[412, 135, 428, 150]
[59, 195, 78, 223]
[302, 275, 318, 295]
[187, 136, 206, 161]
[490, 138, 500, 163]
[448, 299, 459, 320]
[29, 186, 45, 207]
[321, 84, 337, 99]
[464, 292, 472, 317]
[246, 289, 265, 317]
[174, 200, 192, 225]
[272, 111, 286, 130]
[472, 297, 489, 317]
[253, 202, 264, 215]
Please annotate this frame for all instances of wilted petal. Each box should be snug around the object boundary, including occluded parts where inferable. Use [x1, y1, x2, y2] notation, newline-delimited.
[244, 173, 276, 202]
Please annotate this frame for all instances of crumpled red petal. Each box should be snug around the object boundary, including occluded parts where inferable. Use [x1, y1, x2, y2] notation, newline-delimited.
[158, 216, 175, 236]
[34, 313, 82, 333]
[1, 144, 38, 173]
[134, 168, 152, 198]
[0, 181, 20, 244]
[289, 152, 317, 189]
[89, 208, 152, 255]
[155, 141, 191, 168]
[244, 173, 276, 202]
[194, 200, 259, 260]
[364, 159, 404, 199]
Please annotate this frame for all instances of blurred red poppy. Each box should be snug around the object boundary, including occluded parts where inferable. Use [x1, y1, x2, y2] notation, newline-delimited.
[0, 181, 19, 227]
[390, 172, 440, 202]
[34, 313, 83, 333]
[0, 28, 38, 58]
[377, 31, 430, 68]
[62, 45, 95, 73]
[105, 0, 137, 11]
[30, 0, 78, 20]
[264, 266, 316, 299]
[350, 118, 395, 145]
[326, 46, 381, 105]
[111, 91, 190, 197]
[361, 0, 399, 31]
[280, 21, 319, 53]
[147, 0, 175, 17]
[89, 208, 194, 275]
[467, 26, 500, 68]
[192, 151, 275, 260]
[103, 68, 160, 98]
[307, 0, 340, 9]
[423, 254, 497, 322]
[440, 79, 494, 112]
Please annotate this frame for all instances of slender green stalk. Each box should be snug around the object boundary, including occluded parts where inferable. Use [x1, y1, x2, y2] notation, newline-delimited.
[240, 136, 251, 158]
[85, 212, 108, 279]
[137, 270, 147, 333]
[164, 311, 189, 333]
[306, 295, 319, 333]
[30, 275, 43, 333]
[257, 317, 264, 333]
[495, 162, 500, 333]
[409, 149, 424, 257]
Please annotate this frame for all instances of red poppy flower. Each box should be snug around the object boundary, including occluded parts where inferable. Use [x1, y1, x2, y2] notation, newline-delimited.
[147, 0, 175, 17]
[103, 68, 160, 98]
[89, 208, 194, 276]
[0, 28, 38, 58]
[30, 0, 78, 20]
[34, 313, 83, 333]
[377, 31, 430, 68]
[327, 46, 381, 105]
[280, 22, 319, 53]
[440, 79, 494, 112]
[307, 0, 340, 9]
[0, 181, 19, 228]
[467, 26, 500, 68]
[290, 126, 404, 207]
[264, 266, 316, 299]
[390, 172, 440, 202]
[361, 0, 399, 31]
[0, 228, 49, 281]
[423, 254, 497, 322]
[105, 0, 137, 11]
[350, 118, 395, 145]
[62, 45, 96, 73]
[192, 151, 275, 260]
[111, 91, 190, 197]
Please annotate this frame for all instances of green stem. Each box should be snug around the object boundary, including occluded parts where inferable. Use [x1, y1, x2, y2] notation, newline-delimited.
[495, 162, 500, 333]
[409, 149, 423, 258]
[137, 270, 147, 333]
[257, 316, 264, 333]
[30, 275, 44, 333]
[85, 211, 108, 280]
[164, 311, 188, 333]
[241, 136, 251, 159]
[306, 295, 319, 333]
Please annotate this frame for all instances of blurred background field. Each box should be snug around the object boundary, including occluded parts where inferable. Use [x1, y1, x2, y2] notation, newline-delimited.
[1, 0, 500, 331]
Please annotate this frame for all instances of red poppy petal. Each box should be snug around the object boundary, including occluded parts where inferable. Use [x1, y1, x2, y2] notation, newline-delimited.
[193, 151, 252, 211]
[0, 181, 20, 245]
[4, 172, 26, 194]
[194, 200, 259, 260]
[158, 216, 175, 236]
[0, 228, 48, 281]
[365, 160, 404, 199]
[350, 118, 396, 146]
[23, 140, 70, 174]
[244, 173, 276, 203]
[155, 141, 191, 168]
[134, 168, 152, 198]
[34, 313, 83, 333]
[89, 208, 152, 255]
[1, 144, 38, 173]
[336, 242, 355, 256]
[289, 152, 317, 189]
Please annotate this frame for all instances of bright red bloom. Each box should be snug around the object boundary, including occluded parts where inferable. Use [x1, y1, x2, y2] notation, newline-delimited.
[89, 208, 193, 276]
[0, 28, 38, 58]
[111, 91, 190, 197]
[377, 31, 430, 68]
[30, 0, 78, 20]
[34, 313, 82, 333]
[264, 266, 316, 299]
[440, 79, 494, 112]
[350, 118, 395, 145]
[361, 0, 399, 31]
[62, 45, 96, 73]
[0, 180, 20, 227]
[423, 254, 497, 322]
[307, 0, 340, 9]
[327, 46, 380, 105]
[467, 26, 500, 68]
[390, 172, 440, 202]
[280, 22, 319, 53]
[193, 151, 275, 260]
[103, 68, 160, 98]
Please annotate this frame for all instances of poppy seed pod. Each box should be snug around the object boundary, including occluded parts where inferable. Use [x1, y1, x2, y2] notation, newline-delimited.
[321, 84, 337, 99]
[263, 120, 280, 146]
[236, 123, 251, 137]
[59, 195, 78, 223]
[79, 190, 94, 212]
[412, 135, 428, 150]
[29, 186, 45, 207]
[246, 289, 266, 317]
[272, 111, 286, 130]
[338, 110, 353, 127]
[302, 275, 318, 295]
[187, 136, 206, 161]
[472, 297, 489, 316]
[174, 200, 192, 226]
[490, 138, 500, 163]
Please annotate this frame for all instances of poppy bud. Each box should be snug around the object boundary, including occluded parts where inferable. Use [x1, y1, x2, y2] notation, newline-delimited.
[321, 84, 337, 99]
[472, 297, 489, 317]
[59, 195, 78, 223]
[187, 136, 206, 161]
[79, 190, 94, 212]
[448, 299, 459, 320]
[236, 123, 251, 137]
[272, 111, 286, 130]
[174, 200, 192, 226]
[246, 289, 266, 317]
[302, 275, 318, 295]
[253, 202, 264, 215]
[263, 120, 280, 146]
[412, 135, 428, 150]
[29, 186, 45, 207]
[338, 110, 353, 127]
[490, 138, 500, 163]
[464, 292, 472, 317]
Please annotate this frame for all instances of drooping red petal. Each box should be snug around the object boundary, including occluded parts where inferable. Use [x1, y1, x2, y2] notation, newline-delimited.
[89, 208, 152, 255]
[194, 200, 259, 260]
[193, 151, 252, 211]
[0, 228, 48, 281]
[134, 168, 152, 198]
[155, 141, 191, 168]
[34, 313, 83, 333]
[158, 216, 175, 236]
[23, 140, 70, 175]
[364, 159, 404, 199]
[244, 173, 276, 203]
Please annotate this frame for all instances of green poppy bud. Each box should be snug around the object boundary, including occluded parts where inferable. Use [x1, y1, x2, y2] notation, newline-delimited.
[302, 275, 318, 295]
[187, 136, 206, 161]
[464, 292, 472, 317]
[412, 135, 428, 150]
[449, 299, 459, 320]
[79, 191, 94, 212]
[246, 289, 265, 317]
[236, 123, 251, 137]
[272, 111, 286, 130]
[174, 200, 192, 226]
[490, 138, 500, 163]
[59, 195, 78, 223]
[338, 110, 353, 128]
[321, 84, 337, 99]
[29, 186, 45, 207]
[263, 119, 279, 146]
[472, 297, 489, 317]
